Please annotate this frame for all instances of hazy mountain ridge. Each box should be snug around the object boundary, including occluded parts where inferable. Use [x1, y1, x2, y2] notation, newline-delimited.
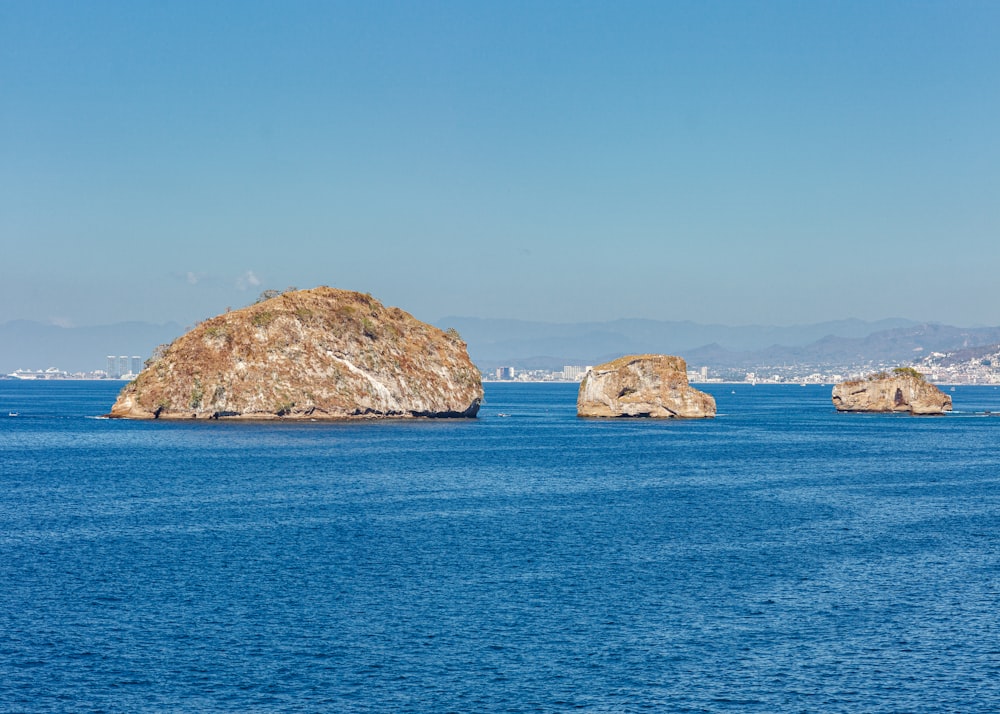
[436, 317, 1000, 372]
[921, 342, 1000, 367]
[439, 316, 917, 356]
[675, 324, 1000, 371]
[437, 316, 923, 370]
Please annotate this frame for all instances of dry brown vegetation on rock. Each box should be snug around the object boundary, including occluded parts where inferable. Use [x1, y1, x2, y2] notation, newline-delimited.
[108, 287, 483, 420]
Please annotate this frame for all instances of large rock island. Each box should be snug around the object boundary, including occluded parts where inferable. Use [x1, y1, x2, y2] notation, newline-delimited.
[577, 354, 716, 418]
[108, 287, 483, 420]
[831, 368, 952, 415]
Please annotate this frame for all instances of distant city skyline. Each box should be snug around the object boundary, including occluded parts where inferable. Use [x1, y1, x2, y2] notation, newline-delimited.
[2, 2, 999, 329]
[105, 355, 144, 379]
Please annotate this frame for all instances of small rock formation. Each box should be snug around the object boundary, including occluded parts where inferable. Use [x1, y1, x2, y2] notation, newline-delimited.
[831, 370, 952, 415]
[108, 287, 482, 420]
[577, 354, 716, 418]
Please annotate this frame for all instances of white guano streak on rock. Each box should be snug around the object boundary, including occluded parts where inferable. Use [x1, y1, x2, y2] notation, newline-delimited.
[329, 353, 401, 411]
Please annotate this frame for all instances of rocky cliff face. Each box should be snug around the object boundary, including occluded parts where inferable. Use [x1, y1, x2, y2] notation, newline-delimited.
[831, 374, 952, 415]
[108, 287, 482, 420]
[577, 354, 716, 418]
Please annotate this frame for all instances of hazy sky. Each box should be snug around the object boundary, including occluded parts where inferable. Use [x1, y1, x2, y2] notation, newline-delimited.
[2, 1, 998, 328]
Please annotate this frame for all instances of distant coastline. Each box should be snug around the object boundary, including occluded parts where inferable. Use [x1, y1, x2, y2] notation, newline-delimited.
[6, 315, 1000, 386]
[3, 370, 990, 387]
[3, 370, 132, 382]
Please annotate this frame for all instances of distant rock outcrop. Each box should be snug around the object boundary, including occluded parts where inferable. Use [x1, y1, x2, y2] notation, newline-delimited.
[831, 370, 952, 415]
[108, 287, 482, 420]
[577, 354, 716, 418]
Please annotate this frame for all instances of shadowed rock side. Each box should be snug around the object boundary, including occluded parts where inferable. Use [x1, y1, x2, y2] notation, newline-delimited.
[108, 287, 482, 420]
[831, 375, 952, 415]
[577, 354, 716, 418]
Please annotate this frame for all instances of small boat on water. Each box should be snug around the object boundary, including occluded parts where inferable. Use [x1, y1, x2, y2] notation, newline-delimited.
[8, 412, 18, 417]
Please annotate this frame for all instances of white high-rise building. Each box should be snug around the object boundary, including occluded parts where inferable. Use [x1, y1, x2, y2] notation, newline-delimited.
[496, 366, 515, 380]
[562, 365, 588, 381]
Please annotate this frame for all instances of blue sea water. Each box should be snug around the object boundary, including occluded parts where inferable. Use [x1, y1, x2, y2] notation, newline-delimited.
[1, 380, 999, 712]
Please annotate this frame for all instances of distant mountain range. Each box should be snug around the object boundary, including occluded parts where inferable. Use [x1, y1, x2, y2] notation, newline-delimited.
[434, 317, 1000, 372]
[923, 341, 1000, 367]
[4, 315, 1000, 376]
[683, 323, 1000, 371]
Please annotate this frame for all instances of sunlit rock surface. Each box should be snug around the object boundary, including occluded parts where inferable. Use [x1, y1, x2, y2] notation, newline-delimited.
[832, 373, 951, 415]
[108, 287, 482, 420]
[577, 354, 716, 418]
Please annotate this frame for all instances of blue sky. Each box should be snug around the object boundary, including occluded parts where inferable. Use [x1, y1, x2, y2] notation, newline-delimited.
[2, 1, 998, 328]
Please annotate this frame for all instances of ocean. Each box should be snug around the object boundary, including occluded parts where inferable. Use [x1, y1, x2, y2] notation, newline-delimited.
[1, 380, 998, 712]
